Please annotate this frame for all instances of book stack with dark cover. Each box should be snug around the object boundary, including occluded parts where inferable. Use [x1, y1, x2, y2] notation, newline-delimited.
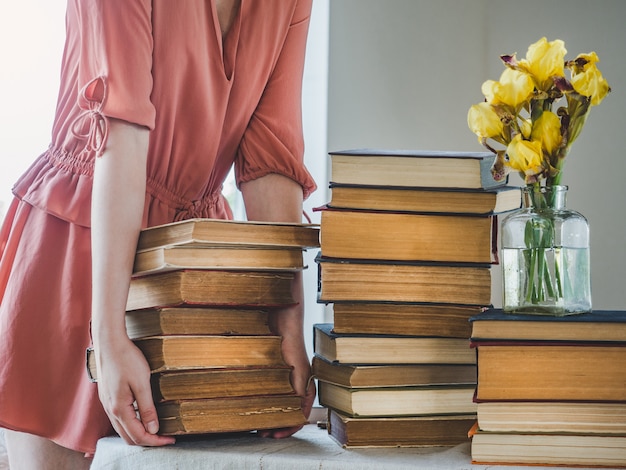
[313, 149, 521, 448]
[469, 308, 626, 467]
[89, 218, 320, 436]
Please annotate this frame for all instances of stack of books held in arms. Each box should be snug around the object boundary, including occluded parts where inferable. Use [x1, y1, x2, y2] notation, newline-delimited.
[88, 218, 320, 436]
[469, 308, 626, 468]
[313, 149, 521, 448]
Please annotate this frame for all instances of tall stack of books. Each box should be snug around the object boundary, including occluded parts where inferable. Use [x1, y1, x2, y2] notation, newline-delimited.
[313, 149, 521, 448]
[470, 308, 626, 467]
[89, 218, 320, 436]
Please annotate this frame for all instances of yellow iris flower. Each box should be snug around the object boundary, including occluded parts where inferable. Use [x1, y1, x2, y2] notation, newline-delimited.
[482, 68, 534, 109]
[531, 111, 562, 158]
[467, 102, 504, 142]
[506, 134, 544, 180]
[518, 37, 567, 91]
[569, 54, 611, 106]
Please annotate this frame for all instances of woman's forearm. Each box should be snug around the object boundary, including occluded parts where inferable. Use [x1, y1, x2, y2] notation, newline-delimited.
[91, 119, 149, 348]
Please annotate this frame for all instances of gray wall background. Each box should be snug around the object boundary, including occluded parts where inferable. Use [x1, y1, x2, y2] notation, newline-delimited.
[326, 0, 626, 309]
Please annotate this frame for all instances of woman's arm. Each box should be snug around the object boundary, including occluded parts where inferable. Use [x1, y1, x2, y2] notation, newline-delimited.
[240, 173, 315, 438]
[90, 118, 175, 447]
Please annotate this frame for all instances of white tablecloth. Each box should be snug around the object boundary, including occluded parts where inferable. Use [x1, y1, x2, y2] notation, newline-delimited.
[90, 423, 607, 470]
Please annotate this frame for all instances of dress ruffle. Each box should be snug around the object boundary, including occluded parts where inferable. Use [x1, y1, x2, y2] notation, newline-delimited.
[12, 146, 95, 228]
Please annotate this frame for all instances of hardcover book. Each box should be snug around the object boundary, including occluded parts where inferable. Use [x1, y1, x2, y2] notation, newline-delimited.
[133, 335, 287, 373]
[318, 381, 477, 417]
[470, 308, 626, 342]
[313, 323, 476, 365]
[126, 269, 295, 311]
[472, 341, 626, 401]
[124, 307, 271, 339]
[136, 218, 320, 252]
[328, 409, 476, 448]
[157, 395, 306, 435]
[331, 302, 484, 338]
[329, 149, 506, 189]
[133, 245, 305, 276]
[312, 355, 477, 388]
[327, 183, 521, 215]
[316, 256, 492, 306]
[319, 207, 498, 264]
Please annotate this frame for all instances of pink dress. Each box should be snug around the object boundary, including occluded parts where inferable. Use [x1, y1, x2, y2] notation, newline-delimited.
[0, 0, 316, 455]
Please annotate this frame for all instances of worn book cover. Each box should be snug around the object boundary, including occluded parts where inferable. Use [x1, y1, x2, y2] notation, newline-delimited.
[318, 381, 477, 417]
[328, 409, 475, 448]
[157, 395, 306, 435]
[313, 355, 476, 388]
[124, 306, 272, 340]
[136, 218, 320, 252]
[126, 269, 296, 311]
[313, 323, 476, 365]
[331, 302, 485, 338]
[133, 245, 305, 276]
[318, 206, 498, 264]
[316, 256, 492, 306]
[134, 335, 287, 373]
[470, 308, 626, 342]
[472, 340, 626, 401]
[329, 149, 506, 189]
[327, 183, 521, 215]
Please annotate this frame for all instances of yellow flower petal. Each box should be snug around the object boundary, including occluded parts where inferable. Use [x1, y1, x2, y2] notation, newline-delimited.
[571, 63, 611, 105]
[468, 102, 504, 140]
[506, 134, 544, 180]
[531, 111, 562, 157]
[485, 69, 534, 109]
[523, 37, 567, 91]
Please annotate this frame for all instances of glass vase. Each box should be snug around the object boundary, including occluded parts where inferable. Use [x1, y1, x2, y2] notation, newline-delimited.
[501, 185, 591, 315]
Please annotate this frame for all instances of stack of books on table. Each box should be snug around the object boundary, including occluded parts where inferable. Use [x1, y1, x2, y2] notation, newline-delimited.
[469, 308, 626, 467]
[313, 149, 521, 448]
[89, 218, 320, 436]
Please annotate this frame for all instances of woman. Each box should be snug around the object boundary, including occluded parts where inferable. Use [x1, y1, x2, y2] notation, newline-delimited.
[0, 0, 317, 467]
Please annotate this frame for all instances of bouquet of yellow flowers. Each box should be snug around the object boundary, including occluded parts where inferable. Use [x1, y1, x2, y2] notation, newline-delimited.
[468, 37, 610, 187]
[468, 38, 611, 314]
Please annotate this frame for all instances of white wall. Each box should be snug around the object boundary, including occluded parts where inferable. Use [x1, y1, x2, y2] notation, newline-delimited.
[327, 0, 626, 309]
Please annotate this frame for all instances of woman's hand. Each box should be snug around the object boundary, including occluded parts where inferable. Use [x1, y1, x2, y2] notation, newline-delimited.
[94, 337, 175, 446]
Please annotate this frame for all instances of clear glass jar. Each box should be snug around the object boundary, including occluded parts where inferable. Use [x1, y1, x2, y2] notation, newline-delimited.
[501, 185, 591, 315]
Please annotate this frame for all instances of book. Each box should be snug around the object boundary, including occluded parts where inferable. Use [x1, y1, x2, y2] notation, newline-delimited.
[312, 355, 476, 388]
[136, 218, 320, 253]
[473, 341, 626, 401]
[317, 381, 477, 417]
[319, 207, 497, 264]
[126, 269, 295, 311]
[313, 323, 476, 365]
[157, 395, 306, 435]
[133, 335, 287, 373]
[329, 149, 506, 189]
[133, 245, 305, 276]
[476, 401, 626, 434]
[87, 356, 294, 402]
[124, 307, 271, 339]
[316, 256, 492, 306]
[470, 308, 626, 342]
[470, 430, 626, 467]
[331, 303, 485, 338]
[327, 183, 521, 215]
[327, 409, 476, 448]
[150, 367, 294, 402]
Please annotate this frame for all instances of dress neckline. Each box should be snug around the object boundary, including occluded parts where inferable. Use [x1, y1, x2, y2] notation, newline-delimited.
[211, 0, 242, 81]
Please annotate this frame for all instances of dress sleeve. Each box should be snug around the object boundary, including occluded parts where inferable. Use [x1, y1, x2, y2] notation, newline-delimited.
[72, 0, 155, 152]
[234, 0, 317, 200]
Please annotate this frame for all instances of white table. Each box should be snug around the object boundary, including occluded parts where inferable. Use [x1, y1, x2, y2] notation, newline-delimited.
[90, 423, 608, 470]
